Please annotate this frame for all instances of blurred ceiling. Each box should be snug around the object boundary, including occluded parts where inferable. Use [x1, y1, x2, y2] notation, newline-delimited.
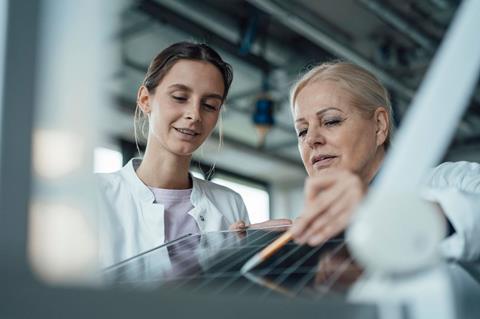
[110, 0, 480, 182]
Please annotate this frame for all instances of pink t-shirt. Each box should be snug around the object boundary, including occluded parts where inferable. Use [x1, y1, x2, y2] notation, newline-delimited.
[148, 187, 200, 243]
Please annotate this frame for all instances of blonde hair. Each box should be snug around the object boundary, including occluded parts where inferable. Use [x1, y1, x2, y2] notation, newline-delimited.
[290, 61, 395, 149]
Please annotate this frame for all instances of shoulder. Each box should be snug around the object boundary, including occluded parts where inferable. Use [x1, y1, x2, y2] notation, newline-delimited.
[95, 170, 122, 188]
[95, 170, 127, 199]
[426, 161, 480, 193]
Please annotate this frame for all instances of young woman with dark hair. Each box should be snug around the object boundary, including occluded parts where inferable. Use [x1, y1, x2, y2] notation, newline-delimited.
[97, 42, 289, 267]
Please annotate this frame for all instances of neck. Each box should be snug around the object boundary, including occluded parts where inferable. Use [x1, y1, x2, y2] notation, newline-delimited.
[364, 147, 385, 185]
[136, 142, 192, 189]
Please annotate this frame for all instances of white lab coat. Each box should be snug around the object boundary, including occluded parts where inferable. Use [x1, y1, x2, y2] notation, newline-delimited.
[424, 161, 480, 261]
[96, 158, 250, 268]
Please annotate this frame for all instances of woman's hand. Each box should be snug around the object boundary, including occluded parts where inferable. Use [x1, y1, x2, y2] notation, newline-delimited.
[249, 219, 292, 229]
[229, 220, 248, 231]
[229, 219, 292, 231]
[291, 169, 367, 246]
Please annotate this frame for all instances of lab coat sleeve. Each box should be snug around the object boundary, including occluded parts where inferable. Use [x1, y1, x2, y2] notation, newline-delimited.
[423, 161, 480, 261]
[234, 192, 251, 225]
[94, 173, 117, 268]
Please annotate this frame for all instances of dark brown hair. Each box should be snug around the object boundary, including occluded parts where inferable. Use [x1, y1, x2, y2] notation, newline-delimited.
[134, 42, 233, 152]
[142, 41, 233, 99]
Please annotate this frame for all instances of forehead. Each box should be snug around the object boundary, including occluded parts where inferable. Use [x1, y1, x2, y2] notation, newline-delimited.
[294, 80, 355, 118]
[161, 59, 224, 92]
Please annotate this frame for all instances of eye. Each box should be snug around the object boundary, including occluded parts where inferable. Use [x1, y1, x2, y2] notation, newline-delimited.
[297, 128, 307, 138]
[324, 118, 343, 127]
[202, 103, 219, 112]
[203, 104, 216, 111]
[172, 95, 187, 102]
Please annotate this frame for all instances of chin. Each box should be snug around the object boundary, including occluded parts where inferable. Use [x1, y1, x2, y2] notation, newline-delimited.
[311, 165, 337, 176]
[166, 145, 196, 157]
[174, 149, 196, 157]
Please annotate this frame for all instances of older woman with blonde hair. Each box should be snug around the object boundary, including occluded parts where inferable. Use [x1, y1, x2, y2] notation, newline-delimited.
[289, 61, 480, 261]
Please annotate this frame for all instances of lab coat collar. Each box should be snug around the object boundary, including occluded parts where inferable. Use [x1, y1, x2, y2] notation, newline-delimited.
[120, 158, 225, 230]
[121, 158, 155, 203]
[121, 158, 204, 204]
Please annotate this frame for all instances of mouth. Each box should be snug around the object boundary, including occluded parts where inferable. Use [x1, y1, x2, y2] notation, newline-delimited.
[311, 155, 338, 167]
[173, 127, 200, 137]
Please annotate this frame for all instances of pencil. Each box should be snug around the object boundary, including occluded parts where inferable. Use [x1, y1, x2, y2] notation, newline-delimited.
[241, 230, 293, 274]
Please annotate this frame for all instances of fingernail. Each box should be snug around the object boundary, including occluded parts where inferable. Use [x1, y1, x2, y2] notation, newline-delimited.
[309, 235, 323, 246]
[290, 226, 300, 236]
[295, 236, 306, 245]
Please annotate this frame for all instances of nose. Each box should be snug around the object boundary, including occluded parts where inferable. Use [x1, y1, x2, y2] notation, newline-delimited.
[184, 100, 202, 122]
[305, 127, 326, 149]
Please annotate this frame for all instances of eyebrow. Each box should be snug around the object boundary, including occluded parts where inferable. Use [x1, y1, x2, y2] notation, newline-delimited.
[168, 84, 223, 101]
[295, 107, 344, 123]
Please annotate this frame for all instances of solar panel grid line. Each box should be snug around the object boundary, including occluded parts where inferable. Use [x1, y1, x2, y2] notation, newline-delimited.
[233, 241, 307, 297]
[272, 242, 333, 283]
[251, 240, 351, 299]
[180, 230, 290, 294]
[168, 229, 281, 291]
[104, 231, 290, 282]
[102, 227, 363, 301]
[203, 241, 307, 297]
[183, 229, 284, 292]
[243, 272, 298, 298]
[105, 230, 255, 283]
[162, 255, 267, 288]
[117, 265, 331, 287]
[311, 258, 355, 301]
[201, 264, 258, 295]
[103, 233, 193, 272]
[196, 238, 346, 298]
[103, 234, 201, 280]
[257, 244, 327, 299]
[258, 244, 329, 299]
[201, 272, 249, 296]
[288, 242, 348, 297]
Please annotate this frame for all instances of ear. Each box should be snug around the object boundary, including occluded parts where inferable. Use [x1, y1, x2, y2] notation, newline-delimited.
[374, 107, 389, 147]
[137, 86, 151, 114]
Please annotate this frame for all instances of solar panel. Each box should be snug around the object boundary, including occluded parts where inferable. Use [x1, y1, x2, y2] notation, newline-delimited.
[103, 226, 363, 299]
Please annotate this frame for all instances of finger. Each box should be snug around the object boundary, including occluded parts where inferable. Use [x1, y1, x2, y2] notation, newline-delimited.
[249, 218, 292, 229]
[234, 229, 247, 240]
[291, 196, 332, 238]
[299, 187, 361, 243]
[291, 194, 337, 239]
[295, 188, 348, 244]
[229, 220, 246, 231]
[291, 180, 346, 238]
[299, 175, 366, 244]
[304, 174, 337, 203]
[307, 212, 352, 246]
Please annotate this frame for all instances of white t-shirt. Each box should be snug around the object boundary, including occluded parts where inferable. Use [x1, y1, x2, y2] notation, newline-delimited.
[148, 186, 199, 242]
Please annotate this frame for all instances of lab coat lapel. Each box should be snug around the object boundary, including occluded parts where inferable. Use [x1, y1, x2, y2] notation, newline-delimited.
[189, 176, 225, 232]
[139, 201, 166, 245]
[123, 159, 166, 245]
[188, 200, 224, 233]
